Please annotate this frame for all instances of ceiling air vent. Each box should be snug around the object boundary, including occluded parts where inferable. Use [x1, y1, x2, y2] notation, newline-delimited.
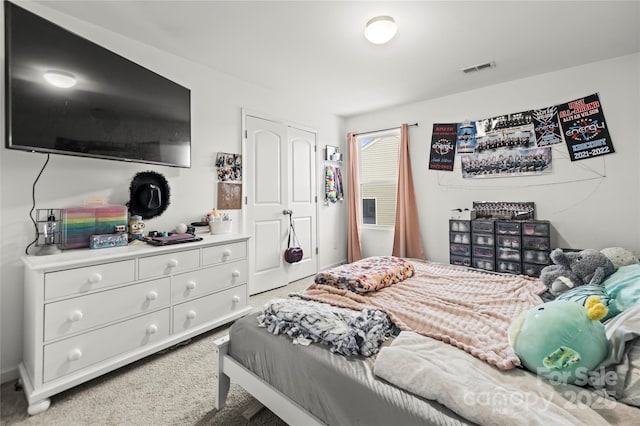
[461, 61, 496, 74]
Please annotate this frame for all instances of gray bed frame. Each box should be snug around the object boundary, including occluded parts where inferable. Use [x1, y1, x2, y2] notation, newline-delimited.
[214, 334, 324, 425]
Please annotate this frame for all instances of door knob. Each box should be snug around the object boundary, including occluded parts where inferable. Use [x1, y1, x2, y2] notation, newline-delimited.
[282, 209, 293, 215]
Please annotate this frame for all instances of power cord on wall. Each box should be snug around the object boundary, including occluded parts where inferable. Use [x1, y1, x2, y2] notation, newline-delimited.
[25, 154, 51, 255]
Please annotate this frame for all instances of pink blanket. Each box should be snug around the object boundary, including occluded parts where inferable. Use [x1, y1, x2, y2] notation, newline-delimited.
[301, 260, 547, 370]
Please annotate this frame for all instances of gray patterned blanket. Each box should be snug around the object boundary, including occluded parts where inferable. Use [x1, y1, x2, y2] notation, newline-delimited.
[257, 297, 391, 356]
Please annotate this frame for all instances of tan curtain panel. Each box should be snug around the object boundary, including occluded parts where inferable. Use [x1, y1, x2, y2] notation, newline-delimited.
[347, 132, 363, 262]
[392, 123, 426, 259]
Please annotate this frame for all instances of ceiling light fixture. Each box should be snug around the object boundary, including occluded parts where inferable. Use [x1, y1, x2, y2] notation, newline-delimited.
[364, 16, 397, 44]
[43, 70, 77, 88]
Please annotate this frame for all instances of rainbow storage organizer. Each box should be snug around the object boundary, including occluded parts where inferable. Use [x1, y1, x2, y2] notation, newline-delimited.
[62, 205, 128, 249]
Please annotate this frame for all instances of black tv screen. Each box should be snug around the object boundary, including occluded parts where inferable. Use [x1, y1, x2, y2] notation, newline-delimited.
[4, 2, 191, 168]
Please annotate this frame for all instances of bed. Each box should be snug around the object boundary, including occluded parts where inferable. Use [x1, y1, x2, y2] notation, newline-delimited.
[214, 258, 640, 425]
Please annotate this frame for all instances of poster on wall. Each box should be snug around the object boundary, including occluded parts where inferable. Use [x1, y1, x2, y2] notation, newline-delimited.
[428, 123, 457, 171]
[428, 92, 614, 174]
[456, 122, 476, 153]
[215, 152, 242, 182]
[460, 146, 552, 178]
[557, 93, 615, 161]
[532, 106, 563, 147]
[474, 110, 536, 154]
[217, 182, 242, 209]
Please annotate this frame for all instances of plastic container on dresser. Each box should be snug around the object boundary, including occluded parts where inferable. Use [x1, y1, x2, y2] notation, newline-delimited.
[471, 219, 495, 271]
[494, 220, 523, 274]
[449, 219, 471, 267]
[18, 234, 252, 415]
[521, 220, 552, 277]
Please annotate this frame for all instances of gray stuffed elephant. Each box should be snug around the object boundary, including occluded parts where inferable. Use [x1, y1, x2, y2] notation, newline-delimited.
[539, 248, 616, 297]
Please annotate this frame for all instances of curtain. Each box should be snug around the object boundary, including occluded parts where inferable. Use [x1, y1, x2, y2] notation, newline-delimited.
[347, 132, 363, 262]
[392, 124, 426, 259]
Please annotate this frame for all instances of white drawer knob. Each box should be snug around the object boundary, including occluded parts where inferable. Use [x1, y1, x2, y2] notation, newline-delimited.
[68, 310, 83, 322]
[167, 259, 179, 268]
[222, 249, 231, 257]
[67, 349, 82, 361]
[232, 270, 240, 278]
[146, 291, 159, 301]
[232, 295, 241, 303]
[88, 273, 102, 284]
[186, 281, 197, 290]
[146, 324, 158, 335]
[187, 310, 197, 319]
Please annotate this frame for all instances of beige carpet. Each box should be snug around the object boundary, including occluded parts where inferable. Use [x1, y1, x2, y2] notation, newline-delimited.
[1, 277, 313, 425]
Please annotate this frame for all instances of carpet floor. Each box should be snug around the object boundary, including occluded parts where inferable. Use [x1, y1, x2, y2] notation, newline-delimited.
[1, 277, 313, 425]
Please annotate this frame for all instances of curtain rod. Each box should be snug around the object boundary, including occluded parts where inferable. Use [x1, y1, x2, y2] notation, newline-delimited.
[353, 122, 418, 137]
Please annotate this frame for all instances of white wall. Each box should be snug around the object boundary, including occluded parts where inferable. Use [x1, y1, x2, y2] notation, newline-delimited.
[0, 3, 347, 382]
[346, 53, 640, 263]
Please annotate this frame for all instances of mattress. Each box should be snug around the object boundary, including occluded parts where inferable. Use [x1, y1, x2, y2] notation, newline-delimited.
[229, 313, 473, 426]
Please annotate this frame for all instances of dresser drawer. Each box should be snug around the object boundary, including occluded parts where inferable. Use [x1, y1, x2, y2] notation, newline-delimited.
[202, 241, 247, 266]
[138, 249, 199, 280]
[45, 260, 136, 300]
[44, 278, 170, 342]
[173, 285, 247, 333]
[43, 309, 170, 382]
[172, 260, 247, 302]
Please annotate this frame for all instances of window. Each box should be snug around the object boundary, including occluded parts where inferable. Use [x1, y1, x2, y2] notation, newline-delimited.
[362, 198, 377, 224]
[359, 131, 400, 226]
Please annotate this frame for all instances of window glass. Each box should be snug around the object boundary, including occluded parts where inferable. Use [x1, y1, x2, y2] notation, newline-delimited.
[362, 198, 377, 224]
[359, 132, 400, 226]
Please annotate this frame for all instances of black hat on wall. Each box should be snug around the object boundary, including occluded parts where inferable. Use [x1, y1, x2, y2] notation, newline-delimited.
[128, 171, 170, 220]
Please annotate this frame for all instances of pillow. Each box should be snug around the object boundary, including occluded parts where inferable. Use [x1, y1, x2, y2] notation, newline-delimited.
[601, 247, 639, 269]
[602, 263, 640, 311]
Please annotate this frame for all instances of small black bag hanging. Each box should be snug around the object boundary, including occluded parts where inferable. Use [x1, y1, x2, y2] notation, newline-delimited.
[284, 213, 303, 263]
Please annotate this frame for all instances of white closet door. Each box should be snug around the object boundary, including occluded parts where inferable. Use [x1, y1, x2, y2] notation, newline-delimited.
[244, 113, 317, 294]
[287, 126, 317, 282]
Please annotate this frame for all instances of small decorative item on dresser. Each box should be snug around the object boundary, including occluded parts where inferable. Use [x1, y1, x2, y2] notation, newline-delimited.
[208, 209, 232, 234]
[210, 220, 232, 235]
[90, 233, 129, 249]
[34, 208, 63, 255]
[128, 215, 145, 241]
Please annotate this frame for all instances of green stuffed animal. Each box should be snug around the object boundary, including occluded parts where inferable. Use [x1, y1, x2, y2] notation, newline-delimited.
[509, 296, 609, 385]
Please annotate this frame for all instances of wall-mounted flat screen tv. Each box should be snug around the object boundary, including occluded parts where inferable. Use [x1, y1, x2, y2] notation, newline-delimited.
[4, 1, 191, 168]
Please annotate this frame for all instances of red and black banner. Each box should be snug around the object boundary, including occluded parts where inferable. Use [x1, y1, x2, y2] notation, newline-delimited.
[429, 123, 457, 171]
[557, 93, 614, 161]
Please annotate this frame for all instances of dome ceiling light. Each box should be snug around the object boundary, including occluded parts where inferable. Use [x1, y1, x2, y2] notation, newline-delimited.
[364, 15, 397, 45]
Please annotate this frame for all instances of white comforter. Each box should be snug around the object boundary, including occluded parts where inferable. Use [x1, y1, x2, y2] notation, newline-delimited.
[374, 329, 640, 425]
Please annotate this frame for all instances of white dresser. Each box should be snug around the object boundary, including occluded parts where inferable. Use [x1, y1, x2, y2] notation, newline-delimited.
[19, 234, 251, 415]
